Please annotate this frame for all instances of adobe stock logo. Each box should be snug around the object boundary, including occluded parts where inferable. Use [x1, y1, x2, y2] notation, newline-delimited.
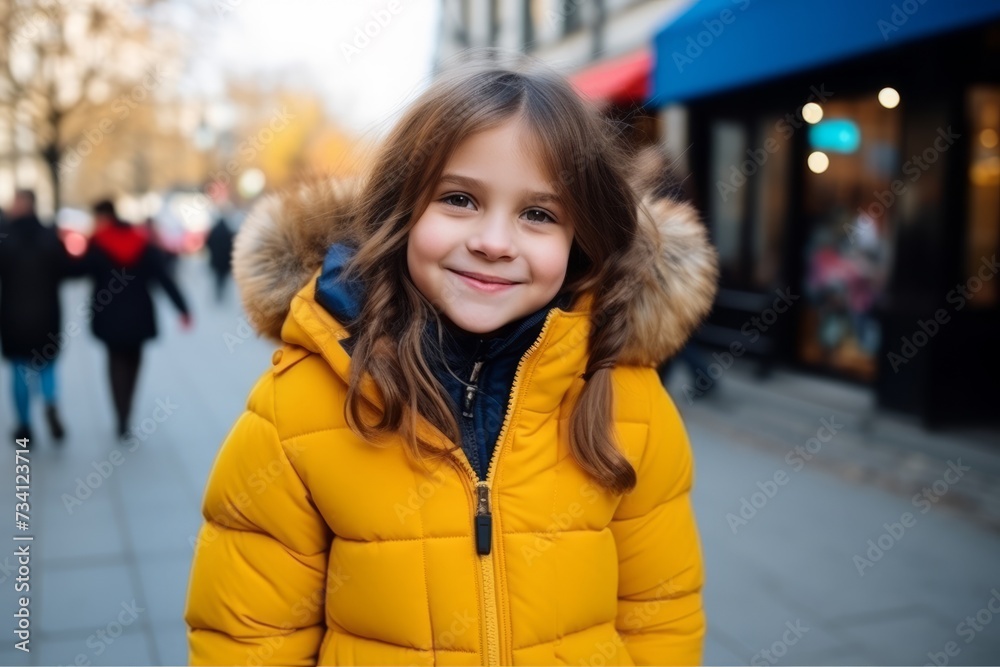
[726, 416, 843, 534]
[925, 589, 1000, 666]
[340, 1, 404, 63]
[670, 0, 753, 73]
[878, 0, 932, 41]
[887, 255, 998, 373]
[852, 459, 969, 576]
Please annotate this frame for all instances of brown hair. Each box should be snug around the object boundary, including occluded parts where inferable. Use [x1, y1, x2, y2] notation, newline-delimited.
[342, 55, 641, 493]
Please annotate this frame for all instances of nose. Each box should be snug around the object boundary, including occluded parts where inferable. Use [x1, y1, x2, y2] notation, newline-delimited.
[466, 212, 517, 261]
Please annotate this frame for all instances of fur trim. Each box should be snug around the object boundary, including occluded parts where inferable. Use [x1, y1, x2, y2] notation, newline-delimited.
[618, 145, 718, 364]
[233, 154, 718, 364]
[232, 177, 358, 341]
[620, 195, 718, 365]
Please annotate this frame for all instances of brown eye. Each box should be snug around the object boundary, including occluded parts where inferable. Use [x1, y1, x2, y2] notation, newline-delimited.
[523, 208, 555, 224]
[443, 194, 474, 209]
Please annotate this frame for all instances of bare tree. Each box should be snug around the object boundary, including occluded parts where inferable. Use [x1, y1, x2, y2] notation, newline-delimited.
[0, 0, 179, 209]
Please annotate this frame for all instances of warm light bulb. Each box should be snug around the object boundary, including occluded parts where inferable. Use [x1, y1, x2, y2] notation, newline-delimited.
[238, 168, 267, 199]
[981, 128, 999, 149]
[808, 151, 829, 173]
[878, 87, 900, 109]
[802, 102, 823, 124]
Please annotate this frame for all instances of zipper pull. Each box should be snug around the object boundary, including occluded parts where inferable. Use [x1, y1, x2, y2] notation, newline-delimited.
[462, 385, 477, 418]
[462, 360, 484, 418]
[475, 482, 492, 555]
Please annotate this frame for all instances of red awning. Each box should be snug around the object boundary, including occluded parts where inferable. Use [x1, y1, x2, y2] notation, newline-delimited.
[570, 49, 652, 106]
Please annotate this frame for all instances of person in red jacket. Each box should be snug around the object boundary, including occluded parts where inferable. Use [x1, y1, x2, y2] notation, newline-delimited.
[72, 200, 192, 437]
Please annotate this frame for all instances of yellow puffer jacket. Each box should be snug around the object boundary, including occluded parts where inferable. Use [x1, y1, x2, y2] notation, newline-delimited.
[185, 173, 718, 666]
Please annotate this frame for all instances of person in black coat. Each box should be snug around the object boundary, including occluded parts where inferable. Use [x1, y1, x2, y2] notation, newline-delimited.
[205, 215, 234, 302]
[0, 190, 69, 444]
[72, 200, 192, 437]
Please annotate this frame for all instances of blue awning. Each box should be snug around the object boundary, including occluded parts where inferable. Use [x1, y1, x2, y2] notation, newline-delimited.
[651, 0, 1000, 105]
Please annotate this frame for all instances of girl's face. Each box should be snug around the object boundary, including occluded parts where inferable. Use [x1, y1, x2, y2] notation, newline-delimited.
[407, 119, 575, 335]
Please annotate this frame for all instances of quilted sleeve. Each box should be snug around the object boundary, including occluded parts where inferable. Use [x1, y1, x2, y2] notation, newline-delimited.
[185, 371, 332, 665]
[610, 379, 705, 665]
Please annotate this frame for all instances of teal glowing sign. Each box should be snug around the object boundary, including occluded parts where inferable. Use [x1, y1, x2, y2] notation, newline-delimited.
[808, 120, 861, 154]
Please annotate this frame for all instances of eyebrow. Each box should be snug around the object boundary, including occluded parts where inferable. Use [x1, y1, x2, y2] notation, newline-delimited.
[438, 173, 562, 204]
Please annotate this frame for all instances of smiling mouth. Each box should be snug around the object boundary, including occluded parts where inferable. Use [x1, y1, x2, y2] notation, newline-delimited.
[449, 269, 521, 292]
[451, 270, 518, 285]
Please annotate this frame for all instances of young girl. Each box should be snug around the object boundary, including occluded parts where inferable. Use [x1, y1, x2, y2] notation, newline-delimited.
[185, 60, 718, 666]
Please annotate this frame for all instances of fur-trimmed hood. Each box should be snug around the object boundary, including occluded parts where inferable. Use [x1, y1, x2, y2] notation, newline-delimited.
[232, 158, 718, 367]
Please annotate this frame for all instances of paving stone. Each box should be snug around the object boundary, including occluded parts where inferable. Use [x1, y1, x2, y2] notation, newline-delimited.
[703, 629, 746, 666]
[136, 554, 195, 625]
[837, 611, 962, 666]
[121, 498, 202, 558]
[0, 644, 30, 666]
[36, 492, 126, 565]
[35, 629, 152, 666]
[151, 622, 190, 666]
[38, 563, 137, 635]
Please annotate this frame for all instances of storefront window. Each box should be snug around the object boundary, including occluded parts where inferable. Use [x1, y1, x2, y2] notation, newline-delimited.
[752, 115, 790, 288]
[966, 86, 1000, 307]
[798, 94, 900, 381]
[709, 120, 747, 285]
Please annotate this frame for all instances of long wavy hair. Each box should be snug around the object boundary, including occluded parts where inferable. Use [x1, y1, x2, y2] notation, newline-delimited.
[341, 57, 642, 493]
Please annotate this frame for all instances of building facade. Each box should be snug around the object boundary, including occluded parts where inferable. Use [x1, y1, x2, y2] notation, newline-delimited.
[649, 1, 1000, 427]
[435, 0, 687, 117]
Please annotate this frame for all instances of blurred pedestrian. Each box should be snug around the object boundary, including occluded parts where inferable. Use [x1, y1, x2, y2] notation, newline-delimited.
[0, 190, 69, 444]
[205, 215, 234, 302]
[71, 200, 192, 438]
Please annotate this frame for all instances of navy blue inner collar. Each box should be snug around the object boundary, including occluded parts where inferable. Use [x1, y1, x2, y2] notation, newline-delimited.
[433, 291, 572, 367]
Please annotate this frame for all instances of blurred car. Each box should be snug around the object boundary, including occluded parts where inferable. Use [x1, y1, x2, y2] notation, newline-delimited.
[55, 207, 93, 257]
[151, 189, 216, 255]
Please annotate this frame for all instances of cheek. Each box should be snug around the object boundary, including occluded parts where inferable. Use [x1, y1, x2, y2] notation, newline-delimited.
[407, 215, 450, 287]
[527, 234, 574, 287]
[409, 215, 453, 263]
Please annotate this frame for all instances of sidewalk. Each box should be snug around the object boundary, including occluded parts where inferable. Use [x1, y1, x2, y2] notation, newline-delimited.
[669, 362, 1000, 665]
[667, 360, 1000, 532]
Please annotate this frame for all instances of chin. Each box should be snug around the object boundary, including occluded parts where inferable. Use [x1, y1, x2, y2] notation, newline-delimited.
[443, 309, 509, 335]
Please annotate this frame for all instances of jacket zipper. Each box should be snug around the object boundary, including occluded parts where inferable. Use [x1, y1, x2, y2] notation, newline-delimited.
[449, 310, 558, 667]
[462, 360, 483, 419]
